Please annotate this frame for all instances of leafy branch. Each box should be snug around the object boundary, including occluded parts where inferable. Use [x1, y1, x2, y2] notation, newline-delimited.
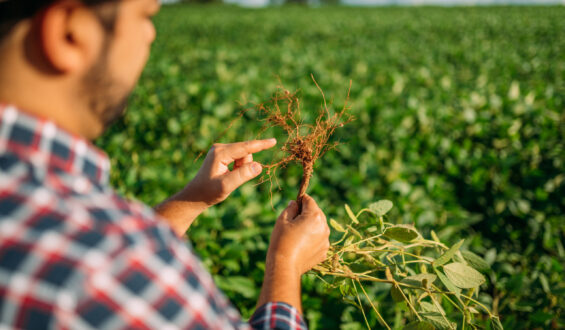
[314, 201, 503, 330]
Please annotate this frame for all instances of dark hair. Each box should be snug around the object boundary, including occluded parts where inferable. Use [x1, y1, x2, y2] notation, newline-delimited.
[0, 0, 118, 41]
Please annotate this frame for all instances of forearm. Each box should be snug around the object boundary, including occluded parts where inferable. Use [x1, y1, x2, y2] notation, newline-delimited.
[257, 258, 303, 315]
[154, 188, 208, 237]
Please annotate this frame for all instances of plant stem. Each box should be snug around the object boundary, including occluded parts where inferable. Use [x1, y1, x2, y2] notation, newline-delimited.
[357, 279, 391, 330]
[352, 280, 372, 330]
[296, 163, 313, 213]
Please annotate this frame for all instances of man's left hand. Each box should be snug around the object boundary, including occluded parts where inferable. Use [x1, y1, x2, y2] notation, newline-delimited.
[184, 138, 277, 206]
[155, 138, 277, 236]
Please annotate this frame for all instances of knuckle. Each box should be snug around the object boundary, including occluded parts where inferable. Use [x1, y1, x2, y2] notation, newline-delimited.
[210, 144, 222, 157]
[306, 213, 318, 223]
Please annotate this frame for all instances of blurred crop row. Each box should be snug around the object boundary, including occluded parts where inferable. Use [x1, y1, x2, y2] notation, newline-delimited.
[97, 5, 565, 329]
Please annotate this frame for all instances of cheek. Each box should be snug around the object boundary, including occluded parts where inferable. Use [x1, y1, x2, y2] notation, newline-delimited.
[132, 19, 155, 57]
[129, 20, 155, 72]
[111, 20, 154, 87]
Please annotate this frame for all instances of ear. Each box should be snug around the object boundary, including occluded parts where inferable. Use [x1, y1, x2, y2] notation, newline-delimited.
[38, 0, 106, 73]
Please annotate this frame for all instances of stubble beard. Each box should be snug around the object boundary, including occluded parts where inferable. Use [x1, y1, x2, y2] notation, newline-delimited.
[82, 40, 132, 132]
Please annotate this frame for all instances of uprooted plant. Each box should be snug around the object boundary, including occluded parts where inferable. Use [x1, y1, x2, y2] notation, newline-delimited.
[253, 74, 353, 211]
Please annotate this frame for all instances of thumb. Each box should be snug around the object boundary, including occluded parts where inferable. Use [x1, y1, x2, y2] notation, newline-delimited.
[279, 200, 299, 222]
[300, 194, 319, 214]
[220, 161, 262, 193]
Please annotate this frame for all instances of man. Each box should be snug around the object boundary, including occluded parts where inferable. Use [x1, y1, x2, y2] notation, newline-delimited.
[0, 0, 330, 328]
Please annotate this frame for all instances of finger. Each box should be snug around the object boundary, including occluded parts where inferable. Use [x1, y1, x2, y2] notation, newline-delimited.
[220, 161, 263, 193]
[318, 246, 329, 263]
[300, 194, 322, 215]
[218, 139, 276, 163]
[243, 154, 253, 163]
[279, 200, 299, 222]
[234, 154, 253, 169]
[319, 241, 330, 256]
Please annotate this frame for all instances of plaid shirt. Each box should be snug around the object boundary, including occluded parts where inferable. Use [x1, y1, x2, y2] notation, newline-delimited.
[0, 105, 307, 330]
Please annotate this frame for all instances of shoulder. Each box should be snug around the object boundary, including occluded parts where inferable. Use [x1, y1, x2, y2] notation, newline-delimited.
[0, 147, 192, 288]
[1, 147, 176, 247]
[1, 152, 200, 326]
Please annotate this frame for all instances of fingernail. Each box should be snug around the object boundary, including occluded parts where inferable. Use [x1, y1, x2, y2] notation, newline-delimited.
[268, 138, 277, 144]
[252, 162, 262, 174]
[287, 200, 293, 207]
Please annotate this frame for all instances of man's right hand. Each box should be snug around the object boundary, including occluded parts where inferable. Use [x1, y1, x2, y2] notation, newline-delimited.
[256, 194, 330, 314]
[267, 195, 330, 276]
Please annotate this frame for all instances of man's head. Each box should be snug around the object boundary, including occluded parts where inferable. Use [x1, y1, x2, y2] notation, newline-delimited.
[0, 0, 160, 139]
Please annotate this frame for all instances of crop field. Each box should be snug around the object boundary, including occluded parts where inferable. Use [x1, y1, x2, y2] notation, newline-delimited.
[97, 5, 565, 329]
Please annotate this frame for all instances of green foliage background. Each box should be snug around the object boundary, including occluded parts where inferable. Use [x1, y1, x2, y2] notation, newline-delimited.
[97, 5, 565, 329]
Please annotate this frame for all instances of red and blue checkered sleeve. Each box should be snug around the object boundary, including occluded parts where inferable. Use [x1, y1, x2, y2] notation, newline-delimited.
[249, 302, 308, 330]
[63, 212, 307, 330]
[58, 215, 249, 329]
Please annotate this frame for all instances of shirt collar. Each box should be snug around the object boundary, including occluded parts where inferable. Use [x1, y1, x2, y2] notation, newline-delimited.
[0, 104, 110, 186]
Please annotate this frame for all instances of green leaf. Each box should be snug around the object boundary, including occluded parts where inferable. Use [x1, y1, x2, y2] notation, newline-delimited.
[461, 250, 490, 273]
[420, 312, 457, 329]
[401, 274, 437, 288]
[346, 225, 363, 238]
[490, 316, 504, 330]
[434, 239, 464, 267]
[404, 321, 435, 330]
[344, 204, 359, 224]
[431, 230, 441, 243]
[444, 262, 486, 289]
[420, 301, 444, 315]
[330, 218, 346, 232]
[539, 273, 550, 294]
[377, 215, 384, 233]
[383, 225, 420, 243]
[391, 285, 404, 303]
[339, 282, 353, 296]
[369, 200, 393, 217]
[434, 268, 461, 299]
